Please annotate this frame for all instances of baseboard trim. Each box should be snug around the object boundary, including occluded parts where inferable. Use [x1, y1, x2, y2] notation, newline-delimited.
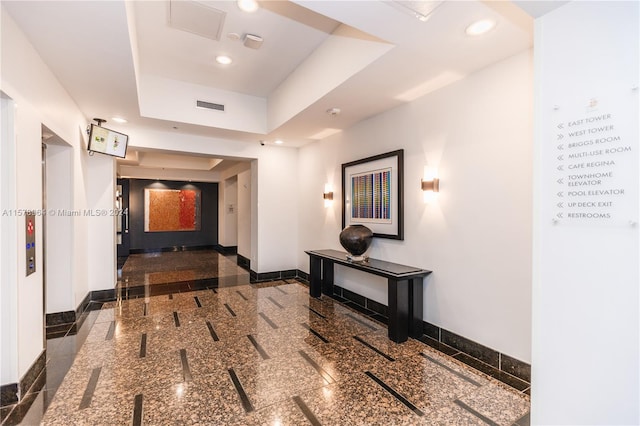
[215, 245, 238, 255]
[249, 268, 298, 283]
[1, 349, 46, 408]
[129, 245, 217, 254]
[1, 383, 18, 407]
[237, 254, 250, 271]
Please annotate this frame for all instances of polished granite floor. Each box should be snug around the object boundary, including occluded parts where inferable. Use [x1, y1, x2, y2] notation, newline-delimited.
[117, 250, 248, 288]
[3, 252, 530, 425]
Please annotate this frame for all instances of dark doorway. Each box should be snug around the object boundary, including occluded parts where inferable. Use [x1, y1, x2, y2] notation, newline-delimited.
[116, 178, 130, 258]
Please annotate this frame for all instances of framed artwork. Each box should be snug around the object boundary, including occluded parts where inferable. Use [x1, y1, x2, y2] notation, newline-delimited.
[144, 188, 201, 232]
[342, 149, 404, 240]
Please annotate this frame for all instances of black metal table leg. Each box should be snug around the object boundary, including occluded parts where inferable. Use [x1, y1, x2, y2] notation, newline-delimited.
[322, 260, 334, 296]
[309, 255, 322, 298]
[388, 278, 409, 343]
[409, 277, 424, 338]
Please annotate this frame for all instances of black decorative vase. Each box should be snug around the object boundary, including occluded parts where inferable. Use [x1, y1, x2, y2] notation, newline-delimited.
[339, 225, 373, 261]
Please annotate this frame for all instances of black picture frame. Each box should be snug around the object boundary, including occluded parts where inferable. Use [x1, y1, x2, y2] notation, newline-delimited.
[341, 149, 404, 240]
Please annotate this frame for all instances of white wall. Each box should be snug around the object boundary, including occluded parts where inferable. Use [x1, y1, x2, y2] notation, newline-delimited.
[531, 2, 639, 424]
[1, 7, 115, 385]
[298, 50, 533, 363]
[44, 143, 73, 314]
[256, 148, 299, 272]
[86, 154, 116, 293]
[237, 169, 252, 260]
[220, 176, 238, 247]
[138, 74, 267, 134]
[1, 93, 19, 385]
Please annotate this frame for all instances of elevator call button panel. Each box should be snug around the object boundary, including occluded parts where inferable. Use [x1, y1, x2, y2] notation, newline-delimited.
[25, 213, 36, 276]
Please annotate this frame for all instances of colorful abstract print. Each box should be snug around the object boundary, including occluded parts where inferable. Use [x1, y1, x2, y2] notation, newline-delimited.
[351, 169, 391, 222]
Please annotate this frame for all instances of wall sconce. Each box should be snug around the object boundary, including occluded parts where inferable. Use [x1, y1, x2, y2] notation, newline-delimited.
[421, 178, 439, 192]
[422, 166, 439, 203]
[323, 184, 333, 208]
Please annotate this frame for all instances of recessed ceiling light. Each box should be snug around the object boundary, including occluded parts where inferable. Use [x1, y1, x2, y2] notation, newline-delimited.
[465, 19, 496, 36]
[274, 140, 284, 145]
[111, 117, 127, 123]
[237, 0, 259, 13]
[216, 55, 232, 65]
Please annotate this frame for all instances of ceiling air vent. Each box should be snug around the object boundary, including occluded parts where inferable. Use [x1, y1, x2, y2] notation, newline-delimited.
[196, 100, 225, 112]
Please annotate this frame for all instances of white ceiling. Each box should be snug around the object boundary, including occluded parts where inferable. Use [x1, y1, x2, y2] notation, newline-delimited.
[3, 0, 539, 172]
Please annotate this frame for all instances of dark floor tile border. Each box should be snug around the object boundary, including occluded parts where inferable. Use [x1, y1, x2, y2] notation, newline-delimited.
[246, 335, 270, 360]
[79, 367, 101, 410]
[267, 296, 284, 309]
[224, 303, 237, 317]
[300, 323, 329, 344]
[353, 336, 395, 362]
[132, 394, 143, 426]
[292, 395, 322, 426]
[129, 245, 217, 254]
[258, 312, 278, 330]
[139, 334, 147, 358]
[179, 349, 192, 382]
[228, 368, 254, 413]
[329, 285, 532, 387]
[453, 399, 498, 426]
[297, 350, 333, 384]
[304, 305, 326, 319]
[364, 371, 424, 417]
[344, 313, 378, 331]
[105, 321, 116, 340]
[205, 321, 220, 342]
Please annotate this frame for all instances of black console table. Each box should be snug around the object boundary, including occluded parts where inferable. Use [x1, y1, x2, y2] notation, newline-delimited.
[305, 249, 432, 343]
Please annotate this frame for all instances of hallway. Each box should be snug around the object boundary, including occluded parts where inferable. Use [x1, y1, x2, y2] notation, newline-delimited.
[3, 253, 529, 425]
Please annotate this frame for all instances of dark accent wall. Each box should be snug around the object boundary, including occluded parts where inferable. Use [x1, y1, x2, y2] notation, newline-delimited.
[128, 179, 218, 251]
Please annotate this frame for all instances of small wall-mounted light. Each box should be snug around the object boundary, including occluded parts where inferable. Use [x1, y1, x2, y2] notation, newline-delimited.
[422, 166, 439, 203]
[421, 178, 439, 192]
[323, 184, 333, 208]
